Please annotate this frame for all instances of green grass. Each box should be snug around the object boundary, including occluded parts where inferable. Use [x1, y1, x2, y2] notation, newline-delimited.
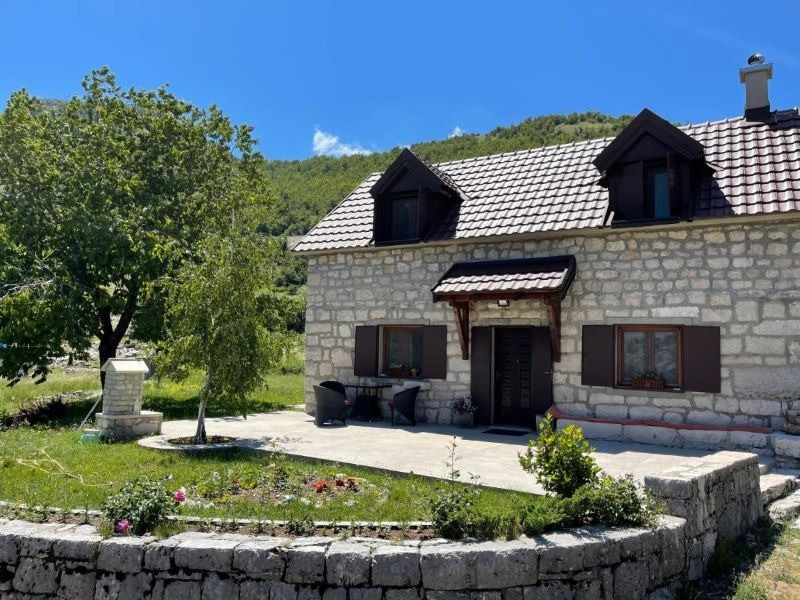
[0, 368, 302, 424]
[0, 428, 538, 524]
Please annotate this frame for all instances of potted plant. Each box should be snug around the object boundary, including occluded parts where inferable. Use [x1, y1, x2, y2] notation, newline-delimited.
[631, 371, 665, 390]
[409, 366, 420, 378]
[449, 395, 477, 428]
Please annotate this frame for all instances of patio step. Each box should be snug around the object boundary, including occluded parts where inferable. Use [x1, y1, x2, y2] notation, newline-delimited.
[760, 470, 800, 506]
[768, 490, 800, 521]
[759, 456, 776, 475]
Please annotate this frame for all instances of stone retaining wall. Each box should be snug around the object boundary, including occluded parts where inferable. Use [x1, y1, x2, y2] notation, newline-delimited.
[304, 218, 800, 429]
[0, 451, 763, 600]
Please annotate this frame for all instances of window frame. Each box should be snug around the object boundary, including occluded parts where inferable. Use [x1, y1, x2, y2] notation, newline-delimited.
[615, 324, 683, 390]
[643, 160, 672, 219]
[380, 325, 424, 378]
[383, 192, 420, 244]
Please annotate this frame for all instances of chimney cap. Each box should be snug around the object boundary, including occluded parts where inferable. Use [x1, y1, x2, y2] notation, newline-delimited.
[748, 53, 765, 66]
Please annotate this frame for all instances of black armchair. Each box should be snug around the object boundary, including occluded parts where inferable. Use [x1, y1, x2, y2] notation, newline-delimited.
[313, 385, 348, 426]
[390, 386, 420, 426]
[319, 380, 346, 395]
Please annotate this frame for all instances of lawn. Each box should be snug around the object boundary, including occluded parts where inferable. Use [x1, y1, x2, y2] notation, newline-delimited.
[729, 523, 800, 599]
[0, 428, 535, 524]
[0, 367, 302, 424]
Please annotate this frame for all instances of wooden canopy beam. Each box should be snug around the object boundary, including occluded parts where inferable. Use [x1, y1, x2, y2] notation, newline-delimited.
[450, 300, 470, 360]
[544, 294, 562, 362]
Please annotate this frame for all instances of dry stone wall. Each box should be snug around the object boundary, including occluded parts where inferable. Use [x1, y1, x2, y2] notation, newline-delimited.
[0, 450, 763, 600]
[304, 218, 800, 429]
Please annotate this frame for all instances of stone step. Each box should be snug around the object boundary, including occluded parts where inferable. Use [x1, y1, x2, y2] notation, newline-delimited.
[759, 456, 776, 475]
[767, 490, 800, 521]
[760, 471, 800, 505]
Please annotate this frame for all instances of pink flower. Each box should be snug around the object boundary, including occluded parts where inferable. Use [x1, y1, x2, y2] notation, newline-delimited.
[173, 490, 186, 503]
[114, 519, 131, 534]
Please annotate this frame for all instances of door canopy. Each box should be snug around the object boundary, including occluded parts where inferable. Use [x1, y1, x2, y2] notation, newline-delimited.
[431, 255, 576, 361]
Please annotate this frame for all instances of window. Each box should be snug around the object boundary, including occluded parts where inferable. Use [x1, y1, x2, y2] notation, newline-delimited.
[389, 195, 419, 241]
[616, 325, 682, 388]
[382, 326, 423, 377]
[644, 162, 672, 219]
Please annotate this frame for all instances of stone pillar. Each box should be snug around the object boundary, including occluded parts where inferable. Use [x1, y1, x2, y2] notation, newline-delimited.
[95, 358, 163, 442]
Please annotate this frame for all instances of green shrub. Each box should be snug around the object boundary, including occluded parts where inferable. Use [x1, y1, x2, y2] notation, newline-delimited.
[429, 485, 480, 540]
[519, 415, 599, 497]
[563, 475, 661, 528]
[520, 500, 568, 536]
[102, 477, 179, 535]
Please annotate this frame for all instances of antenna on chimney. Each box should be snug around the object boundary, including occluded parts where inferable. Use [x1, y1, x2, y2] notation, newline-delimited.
[739, 54, 772, 121]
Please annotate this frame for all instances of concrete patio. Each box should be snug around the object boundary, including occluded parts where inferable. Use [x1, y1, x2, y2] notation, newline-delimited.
[140, 410, 736, 494]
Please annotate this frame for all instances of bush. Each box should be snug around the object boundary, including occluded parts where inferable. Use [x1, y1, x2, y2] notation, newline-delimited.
[429, 484, 480, 540]
[519, 415, 599, 497]
[562, 475, 661, 528]
[102, 477, 179, 535]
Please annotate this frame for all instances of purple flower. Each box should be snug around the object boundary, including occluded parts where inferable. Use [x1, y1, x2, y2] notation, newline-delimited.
[173, 490, 186, 503]
[114, 519, 131, 534]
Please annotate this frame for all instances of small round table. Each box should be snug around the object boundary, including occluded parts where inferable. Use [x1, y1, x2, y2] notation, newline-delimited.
[344, 383, 392, 421]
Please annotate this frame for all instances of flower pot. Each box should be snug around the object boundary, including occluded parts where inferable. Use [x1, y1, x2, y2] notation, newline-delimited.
[632, 377, 664, 390]
[387, 368, 410, 378]
[452, 411, 474, 428]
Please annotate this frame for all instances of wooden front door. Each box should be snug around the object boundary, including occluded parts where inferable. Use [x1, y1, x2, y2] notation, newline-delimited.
[492, 326, 553, 426]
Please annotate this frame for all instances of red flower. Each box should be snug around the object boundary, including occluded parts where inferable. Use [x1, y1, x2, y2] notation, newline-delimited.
[312, 478, 332, 493]
[335, 478, 345, 487]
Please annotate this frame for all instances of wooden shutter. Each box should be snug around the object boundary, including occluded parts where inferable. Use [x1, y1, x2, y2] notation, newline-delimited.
[471, 327, 492, 426]
[421, 325, 447, 379]
[531, 326, 553, 414]
[683, 326, 721, 393]
[354, 326, 378, 376]
[581, 325, 615, 387]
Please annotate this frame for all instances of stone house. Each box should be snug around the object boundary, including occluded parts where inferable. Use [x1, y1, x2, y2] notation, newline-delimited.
[292, 57, 800, 432]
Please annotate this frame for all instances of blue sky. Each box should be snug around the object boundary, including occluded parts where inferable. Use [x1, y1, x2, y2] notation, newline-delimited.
[1, 1, 798, 160]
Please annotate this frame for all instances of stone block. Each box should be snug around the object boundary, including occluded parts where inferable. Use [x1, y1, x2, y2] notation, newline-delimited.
[0, 532, 19, 564]
[613, 560, 649, 600]
[421, 541, 537, 590]
[95, 572, 154, 600]
[559, 419, 622, 441]
[772, 433, 800, 459]
[97, 536, 153, 573]
[240, 580, 272, 600]
[202, 572, 238, 600]
[386, 589, 420, 600]
[53, 534, 101, 561]
[622, 425, 679, 447]
[522, 581, 573, 600]
[12, 557, 58, 594]
[298, 585, 322, 600]
[285, 545, 326, 584]
[677, 429, 729, 450]
[144, 537, 182, 571]
[536, 532, 584, 574]
[163, 580, 202, 600]
[350, 588, 382, 600]
[372, 544, 421, 586]
[326, 541, 371, 586]
[322, 587, 346, 600]
[233, 539, 285, 578]
[174, 537, 239, 572]
[58, 570, 97, 600]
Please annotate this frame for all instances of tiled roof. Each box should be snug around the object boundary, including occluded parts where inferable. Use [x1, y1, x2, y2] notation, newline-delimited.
[293, 109, 800, 252]
[431, 256, 576, 299]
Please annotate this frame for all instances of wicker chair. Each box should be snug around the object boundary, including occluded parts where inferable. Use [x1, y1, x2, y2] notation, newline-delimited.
[313, 385, 348, 426]
[390, 386, 420, 426]
[319, 380, 346, 395]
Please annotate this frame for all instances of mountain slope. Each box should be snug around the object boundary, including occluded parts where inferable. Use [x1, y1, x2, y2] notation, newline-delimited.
[262, 111, 633, 236]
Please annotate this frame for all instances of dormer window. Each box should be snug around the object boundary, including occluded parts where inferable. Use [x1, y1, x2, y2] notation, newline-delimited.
[370, 148, 469, 246]
[594, 109, 711, 226]
[389, 193, 419, 241]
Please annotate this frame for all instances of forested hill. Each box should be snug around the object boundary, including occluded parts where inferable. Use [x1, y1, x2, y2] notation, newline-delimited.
[262, 111, 634, 236]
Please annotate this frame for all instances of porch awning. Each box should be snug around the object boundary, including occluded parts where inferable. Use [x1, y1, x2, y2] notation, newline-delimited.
[431, 255, 576, 362]
[431, 255, 576, 301]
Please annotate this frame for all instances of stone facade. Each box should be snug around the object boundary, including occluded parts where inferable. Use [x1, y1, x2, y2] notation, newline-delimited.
[0, 450, 763, 599]
[304, 217, 800, 430]
[95, 359, 162, 442]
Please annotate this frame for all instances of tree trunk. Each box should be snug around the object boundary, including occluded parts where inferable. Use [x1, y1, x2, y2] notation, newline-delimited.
[96, 283, 139, 389]
[194, 374, 211, 444]
[98, 333, 119, 389]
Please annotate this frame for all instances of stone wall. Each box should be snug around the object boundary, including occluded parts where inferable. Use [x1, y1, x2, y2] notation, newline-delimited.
[0, 450, 763, 599]
[303, 218, 800, 429]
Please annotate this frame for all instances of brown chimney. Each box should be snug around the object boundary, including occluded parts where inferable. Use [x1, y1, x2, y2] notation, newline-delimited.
[739, 53, 773, 121]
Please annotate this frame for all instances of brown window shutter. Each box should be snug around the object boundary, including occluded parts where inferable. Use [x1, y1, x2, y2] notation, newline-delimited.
[471, 327, 492, 426]
[683, 326, 721, 393]
[581, 325, 615, 387]
[354, 326, 379, 376]
[421, 325, 447, 379]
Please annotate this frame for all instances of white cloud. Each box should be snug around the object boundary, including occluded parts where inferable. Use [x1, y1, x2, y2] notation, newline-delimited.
[312, 128, 372, 157]
[449, 126, 466, 138]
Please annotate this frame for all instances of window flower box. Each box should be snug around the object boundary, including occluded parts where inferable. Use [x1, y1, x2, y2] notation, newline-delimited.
[631, 372, 665, 390]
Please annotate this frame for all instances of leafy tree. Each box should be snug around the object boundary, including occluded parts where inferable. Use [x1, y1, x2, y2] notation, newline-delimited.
[157, 211, 289, 443]
[0, 68, 268, 385]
